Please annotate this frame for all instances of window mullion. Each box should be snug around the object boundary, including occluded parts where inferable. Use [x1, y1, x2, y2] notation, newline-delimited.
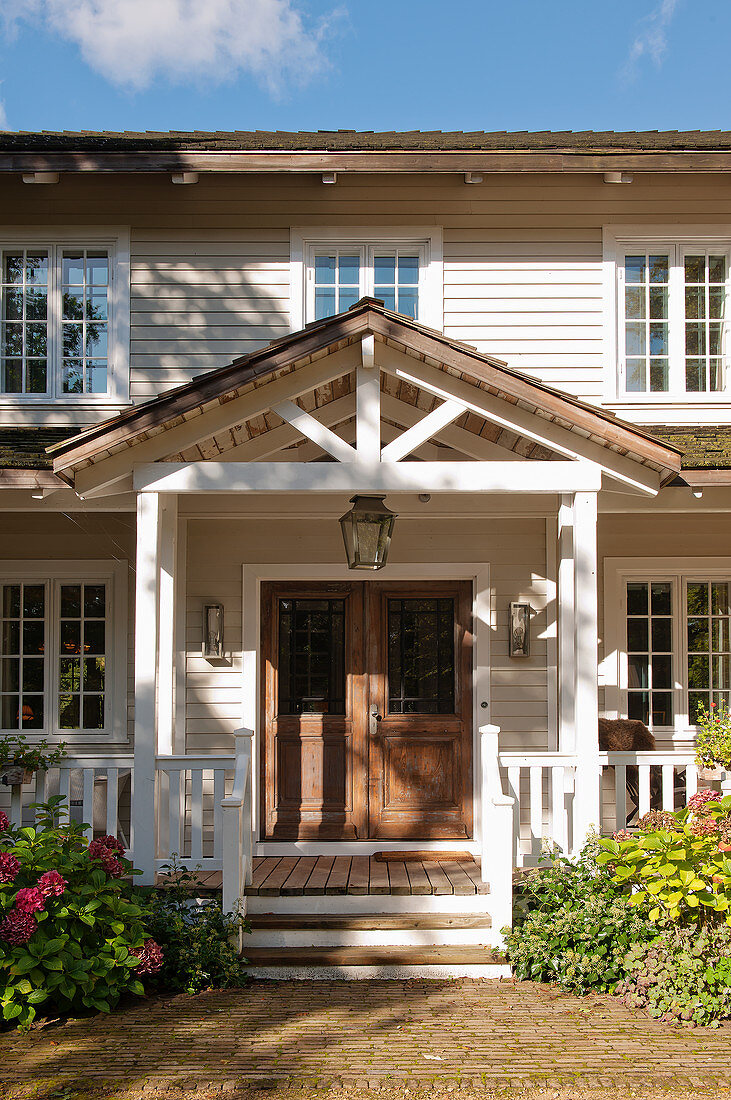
[668, 245, 685, 396]
[48, 245, 60, 399]
[674, 575, 686, 735]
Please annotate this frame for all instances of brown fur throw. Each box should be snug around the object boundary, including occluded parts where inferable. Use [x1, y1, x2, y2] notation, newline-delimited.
[598, 717, 655, 751]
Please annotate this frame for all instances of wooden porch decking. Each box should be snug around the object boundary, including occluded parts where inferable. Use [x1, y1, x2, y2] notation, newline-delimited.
[155, 856, 489, 898]
[247, 856, 489, 896]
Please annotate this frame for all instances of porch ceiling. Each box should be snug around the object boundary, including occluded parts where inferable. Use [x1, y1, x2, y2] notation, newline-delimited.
[49, 298, 682, 491]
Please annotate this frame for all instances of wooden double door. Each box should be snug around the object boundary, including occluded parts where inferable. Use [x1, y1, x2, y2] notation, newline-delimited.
[261, 581, 473, 840]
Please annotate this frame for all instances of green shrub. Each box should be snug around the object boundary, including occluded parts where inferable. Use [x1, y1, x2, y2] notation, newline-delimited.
[597, 792, 731, 925]
[694, 700, 731, 771]
[140, 861, 249, 995]
[0, 799, 161, 1030]
[504, 841, 656, 994]
[616, 924, 731, 1027]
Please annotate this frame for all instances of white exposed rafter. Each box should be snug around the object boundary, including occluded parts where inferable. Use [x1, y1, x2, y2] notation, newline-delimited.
[272, 399, 357, 462]
[380, 398, 466, 462]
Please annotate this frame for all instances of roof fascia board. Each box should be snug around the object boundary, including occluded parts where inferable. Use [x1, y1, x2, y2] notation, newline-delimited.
[71, 346, 359, 496]
[4, 152, 731, 174]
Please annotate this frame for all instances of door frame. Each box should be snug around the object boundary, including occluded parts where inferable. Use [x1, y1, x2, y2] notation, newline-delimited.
[243, 562, 491, 855]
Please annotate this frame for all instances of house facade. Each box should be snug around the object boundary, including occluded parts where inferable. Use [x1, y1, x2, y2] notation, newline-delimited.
[1, 130, 729, 976]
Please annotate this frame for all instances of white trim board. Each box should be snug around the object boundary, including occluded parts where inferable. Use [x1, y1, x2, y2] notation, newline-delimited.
[242, 562, 491, 856]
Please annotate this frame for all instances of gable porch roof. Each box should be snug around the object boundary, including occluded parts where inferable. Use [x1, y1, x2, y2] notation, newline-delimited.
[49, 298, 682, 492]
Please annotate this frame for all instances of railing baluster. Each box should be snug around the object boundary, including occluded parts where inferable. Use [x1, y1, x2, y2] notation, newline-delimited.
[191, 770, 203, 861]
[58, 768, 71, 811]
[615, 764, 627, 832]
[662, 764, 675, 811]
[106, 769, 118, 838]
[638, 766, 651, 818]
[507, 766, 521, 866]
[166, 769, 180, 858]
[82, 769, 95, 837]
[686, 762, 698, 800]
[10, 784, 22, 828]
[35, 769, 47, 809]
[213, 769, 224, 861]
[529, 766, 542, 854]
[551, 766, 566, 852]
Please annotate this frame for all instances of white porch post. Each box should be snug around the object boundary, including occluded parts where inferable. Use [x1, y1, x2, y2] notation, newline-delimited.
[157, 495, 178, 756]
[558, 490, 601, 851]
[132, 491, 161, 884]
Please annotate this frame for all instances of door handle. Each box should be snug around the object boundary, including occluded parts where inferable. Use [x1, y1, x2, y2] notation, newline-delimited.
[369, 706, 383, 737]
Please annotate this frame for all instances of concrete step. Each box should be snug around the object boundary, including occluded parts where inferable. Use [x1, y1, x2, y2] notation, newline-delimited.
[241, 944, 509, 981]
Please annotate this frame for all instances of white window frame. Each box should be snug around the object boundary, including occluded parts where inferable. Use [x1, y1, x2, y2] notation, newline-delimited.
[0, 226, 131, 413]
[603, 556, 731, 743]
[290, 226, 443, 332]
[603, 225, 731, 407]
[0, 560, 127, 744]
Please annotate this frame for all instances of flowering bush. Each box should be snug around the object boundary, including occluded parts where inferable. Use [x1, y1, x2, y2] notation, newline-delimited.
[694, 700, 731, 771]
[597, 793, 731, 925]
[616, 925, 731, 1027]
[0, 798, 161, 1029]
[0, 735, 67, 774]
[504, 840, 656, 994]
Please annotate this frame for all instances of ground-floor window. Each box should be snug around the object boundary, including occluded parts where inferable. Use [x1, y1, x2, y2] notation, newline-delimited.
[0, 562, 126, 740]
[606, 561, 731, 736]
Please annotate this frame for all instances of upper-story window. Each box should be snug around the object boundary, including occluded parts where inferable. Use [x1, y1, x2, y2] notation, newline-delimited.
[0, 231, 130, 406]
[605, 229, 731, 403]
[311, 247, 421, 321]
[290, 228, 443, 332]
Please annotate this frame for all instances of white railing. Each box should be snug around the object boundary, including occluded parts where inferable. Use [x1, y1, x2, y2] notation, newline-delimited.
[500, 752, 579, 867]
[599, 750, 698, 835]
[154, 753, 235, 871]
[480, 725, 514, 934]
[221, 729, 254, 916]
[5, 757, 134, 853]
[500, 749, 702, 865]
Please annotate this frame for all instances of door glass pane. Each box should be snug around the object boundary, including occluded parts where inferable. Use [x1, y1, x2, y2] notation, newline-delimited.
[387, 597, 455, 714]
[277, 598, 345, 714]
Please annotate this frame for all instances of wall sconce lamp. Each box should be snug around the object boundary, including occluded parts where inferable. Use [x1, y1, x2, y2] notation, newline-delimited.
[509, 602, 531, 658]
[203, 603, 224, 658]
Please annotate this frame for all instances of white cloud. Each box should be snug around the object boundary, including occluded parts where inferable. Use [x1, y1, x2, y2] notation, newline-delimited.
[623, 0, 680, 80]
[4, 0, 333, 94]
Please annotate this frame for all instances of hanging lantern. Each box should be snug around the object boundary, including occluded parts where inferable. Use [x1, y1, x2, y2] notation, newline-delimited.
[339, 495, 397, 570]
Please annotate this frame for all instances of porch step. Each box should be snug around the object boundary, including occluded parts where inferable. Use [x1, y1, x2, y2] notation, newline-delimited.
[247, 912, 492, 949]
[249, 914, 492, 930]
[241, 944, 509, 981]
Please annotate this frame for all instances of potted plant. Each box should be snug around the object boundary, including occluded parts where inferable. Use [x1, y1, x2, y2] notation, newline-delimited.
[694, 701, 731, 790]
[0, 734, 67, 787]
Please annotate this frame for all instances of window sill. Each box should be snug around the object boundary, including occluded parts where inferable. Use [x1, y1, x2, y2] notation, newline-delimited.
[0, 401, 133, 428]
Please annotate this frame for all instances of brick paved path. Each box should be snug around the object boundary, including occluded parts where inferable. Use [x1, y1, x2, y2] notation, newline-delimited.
[1, 979, 730, 1100]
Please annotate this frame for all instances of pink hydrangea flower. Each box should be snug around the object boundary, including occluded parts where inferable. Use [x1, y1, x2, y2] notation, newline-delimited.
[0, 812, 9, 833]
[131, 938, 164, 976]
[97, 835, 125, 855]
[37, 870, 67, 899]
[88, 838, 125, 878]
[0, 910, 36, 946]
[688, 789, 721, 811]
[613, 829, 633, 841]
[0, 851, 20, 884]
[14, 887, 45, 915]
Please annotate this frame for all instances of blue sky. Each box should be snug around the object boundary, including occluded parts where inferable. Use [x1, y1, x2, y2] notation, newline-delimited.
[0, 0, 727, 135]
